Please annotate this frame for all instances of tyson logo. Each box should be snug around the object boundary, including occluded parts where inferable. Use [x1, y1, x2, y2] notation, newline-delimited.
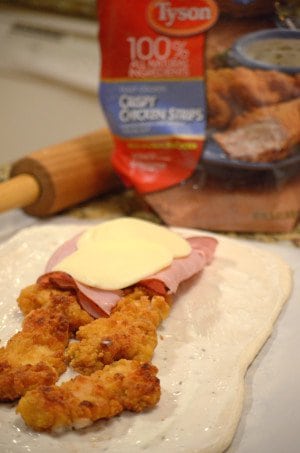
[147, 0, 219, 37]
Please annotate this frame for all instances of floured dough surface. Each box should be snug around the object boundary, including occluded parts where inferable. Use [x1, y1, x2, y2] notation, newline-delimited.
[0, 224, 292, 453]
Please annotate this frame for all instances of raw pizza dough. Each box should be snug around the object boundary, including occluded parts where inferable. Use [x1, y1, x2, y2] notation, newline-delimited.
[0, 224, 292, 453]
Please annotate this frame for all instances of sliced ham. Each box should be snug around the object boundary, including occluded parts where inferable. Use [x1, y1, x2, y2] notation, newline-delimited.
[42, 231, 217, 318]
[140, 237, 217, 294]
[76, 282, 121, 316]
[76, 290, 118, 319]
[38, 271, 121, 318]
[186, 236, 217, 264]
[44, 232, 122, 316]
[45, 232, 82, 273]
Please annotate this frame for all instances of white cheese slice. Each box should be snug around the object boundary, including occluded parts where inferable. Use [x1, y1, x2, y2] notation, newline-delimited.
[78, 217, 191, 258]
[54, 217, 191, 290]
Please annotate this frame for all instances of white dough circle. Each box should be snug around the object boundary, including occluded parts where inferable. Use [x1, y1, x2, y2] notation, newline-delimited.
[0, 223, 292, 453]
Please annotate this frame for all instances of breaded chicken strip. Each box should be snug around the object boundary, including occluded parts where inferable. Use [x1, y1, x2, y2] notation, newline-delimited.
[17, 284, 67, 314]
[18, 284, 93, 334]
[66, 287, 170, 375]
[214, 98, 300, 162]
[17, 359, 160, 432]
[207, 68, 234, 128]
[207, 67, 300, 129]
[0, 307, 69, 401]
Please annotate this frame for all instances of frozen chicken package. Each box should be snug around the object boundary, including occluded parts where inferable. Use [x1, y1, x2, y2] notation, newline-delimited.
[98, 0, 300, 233]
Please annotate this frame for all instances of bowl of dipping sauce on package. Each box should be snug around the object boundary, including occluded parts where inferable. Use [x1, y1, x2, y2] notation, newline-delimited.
[229, 29, 300, 74]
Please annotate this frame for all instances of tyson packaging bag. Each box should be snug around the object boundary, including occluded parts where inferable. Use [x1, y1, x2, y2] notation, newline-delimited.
[98, 0, 300, 233]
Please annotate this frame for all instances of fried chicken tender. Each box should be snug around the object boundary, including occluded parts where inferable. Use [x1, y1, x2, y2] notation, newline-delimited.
[0, 363, 58, 402]
[214, 98, 300, 162]
[18, 284, 93, 334]
[66, 287, 170, 375]
[17, 359, 160, 432]
[207, 68, 234, 128]
[0, 307, 69, 401]
[207, 67, 300, 129]
[17, 284, 65, 314]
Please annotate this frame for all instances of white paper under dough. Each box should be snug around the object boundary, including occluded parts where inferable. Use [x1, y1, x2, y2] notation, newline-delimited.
[0, 224, 292, 453]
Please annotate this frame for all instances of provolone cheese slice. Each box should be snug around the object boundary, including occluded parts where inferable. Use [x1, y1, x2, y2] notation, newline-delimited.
[54, 218, 191, 290]
[78, 217, 191, 258]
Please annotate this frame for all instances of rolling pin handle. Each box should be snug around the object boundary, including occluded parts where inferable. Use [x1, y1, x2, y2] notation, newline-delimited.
[0, 174, 40, 213]
[0, 129, 118, 217]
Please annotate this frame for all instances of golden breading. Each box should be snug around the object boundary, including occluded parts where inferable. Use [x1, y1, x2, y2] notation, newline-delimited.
[66, 288, 170, 375]
[207, 67, 234, 129]
[0, 363, 57, 402]
[0, 307, 69, 401]
[67, 314, 157, 375]
[18, 284, 93, 334]
[115, 286, 171, 325]
[207, 67, 300, 129]
[17, 284, 65, 314]
[17, 359, 161, 432]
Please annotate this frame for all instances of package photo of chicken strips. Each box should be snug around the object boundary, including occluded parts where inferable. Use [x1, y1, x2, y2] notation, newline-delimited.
[98, 0, 300, 233]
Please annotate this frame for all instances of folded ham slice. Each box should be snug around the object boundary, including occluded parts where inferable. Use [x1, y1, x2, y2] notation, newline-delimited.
[40, 231, 217, 318]
[140, 237, 217, 294]
[38, 272, 121, 318]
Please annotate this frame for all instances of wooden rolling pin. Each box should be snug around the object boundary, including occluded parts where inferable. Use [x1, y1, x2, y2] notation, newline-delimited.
[0, 129, 121, 217]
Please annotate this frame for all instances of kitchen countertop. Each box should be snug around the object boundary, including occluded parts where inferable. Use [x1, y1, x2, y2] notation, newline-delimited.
[1, 160, 300, 247]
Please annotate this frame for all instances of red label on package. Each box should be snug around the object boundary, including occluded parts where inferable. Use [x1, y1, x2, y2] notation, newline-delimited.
[98, 0, 218, 193]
